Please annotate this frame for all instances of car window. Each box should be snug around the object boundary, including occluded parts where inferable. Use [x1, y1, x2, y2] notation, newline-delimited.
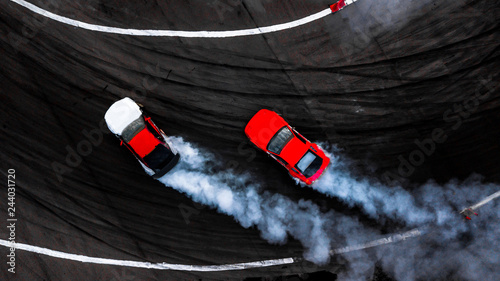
[296, 151, 323, 178]
[122, 117, 146, 143]
[267, 126, 294, 154]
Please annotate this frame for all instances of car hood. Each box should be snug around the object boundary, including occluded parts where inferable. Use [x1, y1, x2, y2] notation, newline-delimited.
[245, 109, 288, 150]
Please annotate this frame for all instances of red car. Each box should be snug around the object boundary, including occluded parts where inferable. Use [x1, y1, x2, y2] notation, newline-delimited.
[104, 97, 179, 179]
[245, 109, 330, 185]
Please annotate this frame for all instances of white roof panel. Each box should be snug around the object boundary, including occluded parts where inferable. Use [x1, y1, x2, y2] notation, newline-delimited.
[104, 97, 142, 135]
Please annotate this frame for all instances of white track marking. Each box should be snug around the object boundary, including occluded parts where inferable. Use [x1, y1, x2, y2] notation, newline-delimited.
[330, 229, 422, 255]
[0, 239, 294, 271]
[8, 0, 358, 38]
[460, 189, 500, 218]
[469, 190, 500, 210]
[0, 231, 419, 271]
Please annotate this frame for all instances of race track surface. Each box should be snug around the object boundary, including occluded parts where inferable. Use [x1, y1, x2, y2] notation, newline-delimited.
[1, 0, 499, 280]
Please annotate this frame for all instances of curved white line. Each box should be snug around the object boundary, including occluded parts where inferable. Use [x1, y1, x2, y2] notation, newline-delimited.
[0, 230, 419, 271]
[470, 190, 500, 210]
[330, 229, 422, 255]
[9, 0, 340, 38]
[0, 239, 294, 271]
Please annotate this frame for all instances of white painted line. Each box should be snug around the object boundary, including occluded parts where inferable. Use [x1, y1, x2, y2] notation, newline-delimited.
[9, 0, 357, 38]
[470, 190, 500, 210]
[330, 229, 422, 255]
[0, 239, 294, 271]
[461, 189, 500, 219]
[0, 230, 419, 271]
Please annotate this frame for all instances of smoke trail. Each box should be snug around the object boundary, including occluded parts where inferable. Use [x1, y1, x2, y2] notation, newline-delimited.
[157, 137, 423, 266]
[156, 137, 499, 279]
[313, 145, 499, 226]
[310, 145, 500, 280]
[157, 137, 340, 263]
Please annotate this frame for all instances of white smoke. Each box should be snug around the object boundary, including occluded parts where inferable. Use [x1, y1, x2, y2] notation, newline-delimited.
[158, 137, 341, 263]
[156, 137, 499, 279]
[313, 145, 499, 226]
[311, 145, 500, 280]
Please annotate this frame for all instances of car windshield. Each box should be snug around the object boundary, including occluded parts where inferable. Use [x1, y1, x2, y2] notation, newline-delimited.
[296, 151, 323, 178]
[122, 117, 146, 143]
[267, 126, 294, 154]
[143, 144, 175, 170]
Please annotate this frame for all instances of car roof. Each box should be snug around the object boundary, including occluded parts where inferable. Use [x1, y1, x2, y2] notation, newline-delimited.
[104, 97, 142, 135]
[128, 128, 162, 158]
[279, 137, 309, 166]
[245, 109, 288, 150]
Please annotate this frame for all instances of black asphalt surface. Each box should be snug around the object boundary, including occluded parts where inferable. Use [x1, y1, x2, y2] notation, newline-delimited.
[0, 0, 499, 280]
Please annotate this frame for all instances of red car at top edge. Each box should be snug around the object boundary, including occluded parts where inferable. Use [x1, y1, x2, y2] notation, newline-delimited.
[245, 109, 330, 185]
